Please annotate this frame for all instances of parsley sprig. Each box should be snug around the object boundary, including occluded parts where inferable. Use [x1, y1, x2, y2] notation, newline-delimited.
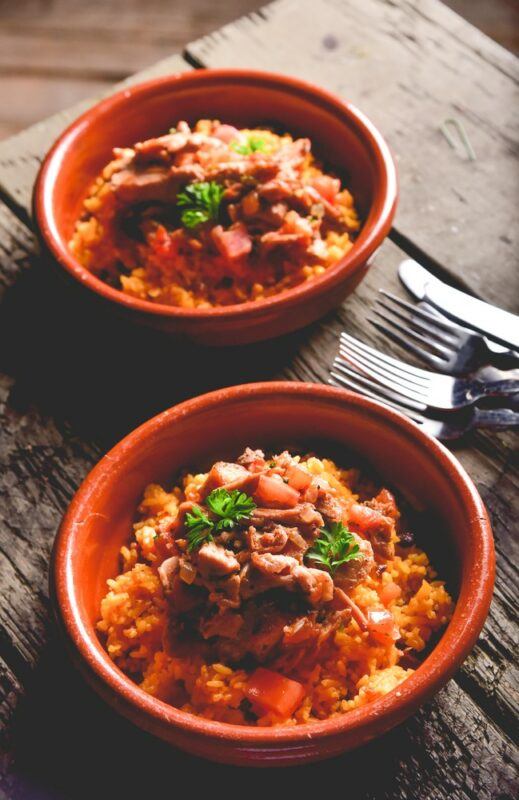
[185, 506, 214, 552]
[305, 522, 361, 575]
[185, 489, 256, 551]
[206, 488, 256, 531]
[230, 136, 267, 155]
[176, 181, 224, 229]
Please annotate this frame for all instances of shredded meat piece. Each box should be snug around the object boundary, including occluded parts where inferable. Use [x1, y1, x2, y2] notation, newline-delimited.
[247, 525, 288, 554]
[200, 610, 244, 640]
[237, 447, 265, 468]
[110, 164, 205, 205]
[250, 503, 324, 533]
[158, 556, 179, 592]
[334, 535, 375, 592]
[315, 490, 345, 523]
[196, 541, 240, 578]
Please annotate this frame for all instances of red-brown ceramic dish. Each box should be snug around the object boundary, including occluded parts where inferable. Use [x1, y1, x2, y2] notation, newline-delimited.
[33, 69, 397, 345]
[52, 382, 494, 766]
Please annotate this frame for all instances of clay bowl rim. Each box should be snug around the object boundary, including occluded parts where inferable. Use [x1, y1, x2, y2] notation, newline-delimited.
[53, 382, 494, 747]
[33, 68, 398, 322]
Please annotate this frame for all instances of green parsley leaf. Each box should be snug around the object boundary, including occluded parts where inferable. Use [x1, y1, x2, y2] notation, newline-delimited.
[176, 181, 224, 229]
[305, 522, 361, 575]
[230, 136, 267, 156]
[205, 488, 256, 532]
[185, 506, 214, 552]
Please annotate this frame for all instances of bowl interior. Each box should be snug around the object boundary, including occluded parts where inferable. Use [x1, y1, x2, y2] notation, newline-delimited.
[45, 73, 388, 255]
[70, 391, 475, 647]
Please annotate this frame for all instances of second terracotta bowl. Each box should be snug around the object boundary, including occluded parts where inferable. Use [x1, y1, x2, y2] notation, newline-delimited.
[52, 382, 494, 766]
[33, 69, 397, 345]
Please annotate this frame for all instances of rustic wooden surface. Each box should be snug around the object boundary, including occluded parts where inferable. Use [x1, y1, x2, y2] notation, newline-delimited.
[0, 1, 518, 798]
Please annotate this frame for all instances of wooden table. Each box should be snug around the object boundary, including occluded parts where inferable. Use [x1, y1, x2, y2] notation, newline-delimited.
[0, 1, 517, 796]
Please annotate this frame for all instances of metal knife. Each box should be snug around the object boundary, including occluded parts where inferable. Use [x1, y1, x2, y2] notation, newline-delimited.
[399, 259, 519, 351]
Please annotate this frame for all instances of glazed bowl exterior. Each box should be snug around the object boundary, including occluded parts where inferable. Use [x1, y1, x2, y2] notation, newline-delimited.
[52, 382, 494, 766]
[33, 69, 397, 345]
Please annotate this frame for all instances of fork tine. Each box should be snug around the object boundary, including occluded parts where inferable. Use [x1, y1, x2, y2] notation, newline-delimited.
[379, 290, 462, 344]
[376, 296, 458, 348]
[332, 359, 426, 411]
[368, 318, 448, 369]
[339, 335, 430, 389]
[339, 332, 431, 382]
[336, 349, 430, 402]
[329, 371, 425, 424]
[372, 309, 453, 358]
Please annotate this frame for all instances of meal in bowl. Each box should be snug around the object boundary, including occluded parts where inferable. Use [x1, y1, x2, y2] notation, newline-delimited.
[98, 447, 453, 726]
[70, 120, 360, 308]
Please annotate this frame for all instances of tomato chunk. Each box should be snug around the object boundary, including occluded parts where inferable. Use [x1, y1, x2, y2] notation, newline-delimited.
[253, 474, 299, 508]
[246, 668, 305, 718]
[367, 608, 400, 645]
[378, 581, 402, 606]
[285, 464, 313, 492]
[312, 175, 341, 203]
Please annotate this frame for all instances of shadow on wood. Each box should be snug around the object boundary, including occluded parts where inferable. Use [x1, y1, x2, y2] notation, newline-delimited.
[0, 252, 315, 449]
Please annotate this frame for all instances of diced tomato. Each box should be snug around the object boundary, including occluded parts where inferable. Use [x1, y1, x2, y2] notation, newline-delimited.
[253, 474, 299, 508]
[312, 175, 341, 204]
[378, 581, 402, 606]
[246, 668, 305, 719]
[367, 608, 400, 645]
[285, 464, 313, 493]
[211, 222, 252, 262]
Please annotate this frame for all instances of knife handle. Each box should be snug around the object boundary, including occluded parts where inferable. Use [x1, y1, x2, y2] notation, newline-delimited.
[474, 408, 519, 429]
[473, 379, 519, 398]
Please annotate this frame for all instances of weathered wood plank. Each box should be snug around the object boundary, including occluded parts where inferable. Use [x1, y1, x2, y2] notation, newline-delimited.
[0, 197, 517, 796]
[187, 0, 519, 310]
[0, 53, 191, 222]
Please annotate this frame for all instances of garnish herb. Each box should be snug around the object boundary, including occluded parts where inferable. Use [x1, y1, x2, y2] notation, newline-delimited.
[206, 488, 256, 531]
[184, 489, 256, 551]
[305, 522, 361, 575]
[177, 181, 224, 229]
[231, 136, 267, 156]
[185, 506, 214, 552]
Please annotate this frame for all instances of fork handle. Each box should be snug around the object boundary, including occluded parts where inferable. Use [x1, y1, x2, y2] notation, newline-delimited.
[473, 408, 519, 429]
[485, 348, 519, 371]
[473, 379, 519, 399]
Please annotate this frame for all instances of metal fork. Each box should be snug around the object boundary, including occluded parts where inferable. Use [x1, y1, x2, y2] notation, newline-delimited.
[329, 366, 519, 441]
[369, 290, 519, 375]
[336, 333, 519, 411]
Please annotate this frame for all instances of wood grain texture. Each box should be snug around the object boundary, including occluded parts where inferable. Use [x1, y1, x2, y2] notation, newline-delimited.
[0, 53, 190, 225]
[0, 1, 518, 797]
[0, 197, 517, 798]
[187, 0, 519, 311]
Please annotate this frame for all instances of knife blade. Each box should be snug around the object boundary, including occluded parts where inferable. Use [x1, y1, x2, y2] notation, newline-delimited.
[399, 259, 519, 350]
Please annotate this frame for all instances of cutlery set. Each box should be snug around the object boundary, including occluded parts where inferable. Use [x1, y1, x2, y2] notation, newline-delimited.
[330, 259, 519, 440]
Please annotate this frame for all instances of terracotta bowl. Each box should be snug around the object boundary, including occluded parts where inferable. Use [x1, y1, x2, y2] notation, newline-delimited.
[52, 382, 494, 766]
[33, 69, 397, 346]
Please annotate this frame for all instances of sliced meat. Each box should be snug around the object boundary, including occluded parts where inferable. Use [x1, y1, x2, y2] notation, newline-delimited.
[110, 163, 205, 205]
[196, 541, 240, 578]
[367, 488, 400, 521]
